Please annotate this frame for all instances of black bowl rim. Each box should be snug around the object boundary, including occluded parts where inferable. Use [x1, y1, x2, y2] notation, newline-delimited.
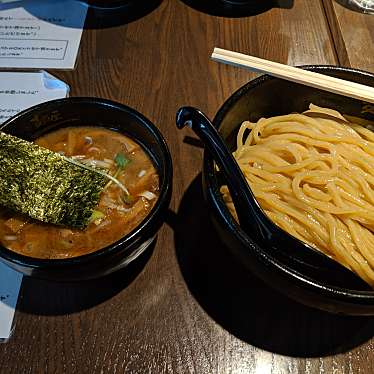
[204, 65, 374, 302]
[0, 97, 172, 270]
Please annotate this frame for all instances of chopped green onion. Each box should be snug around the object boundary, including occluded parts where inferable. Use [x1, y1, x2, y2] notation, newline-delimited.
[104, 152, 131, 196]
[114, 153, 130, 169]
[89, 210, 105, 223]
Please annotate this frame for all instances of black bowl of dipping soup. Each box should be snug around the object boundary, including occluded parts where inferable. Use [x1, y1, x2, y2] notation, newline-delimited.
[202, 66, 374, 315]
[0, 97, 172, 281]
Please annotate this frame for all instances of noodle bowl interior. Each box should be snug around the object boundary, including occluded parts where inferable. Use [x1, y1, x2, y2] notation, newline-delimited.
[220, 104, 374, 287]
[0, 127, 159, 259]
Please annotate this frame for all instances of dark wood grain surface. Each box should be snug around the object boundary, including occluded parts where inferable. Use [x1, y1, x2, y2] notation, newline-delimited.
[0, 1, 373, 373]
[323, 0, 374, 71]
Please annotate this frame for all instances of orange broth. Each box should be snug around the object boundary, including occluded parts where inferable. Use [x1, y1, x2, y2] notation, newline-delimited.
[0, 127, 159, 259]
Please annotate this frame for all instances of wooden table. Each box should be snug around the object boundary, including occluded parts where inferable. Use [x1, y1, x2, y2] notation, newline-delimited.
[0, 1, 373, 373]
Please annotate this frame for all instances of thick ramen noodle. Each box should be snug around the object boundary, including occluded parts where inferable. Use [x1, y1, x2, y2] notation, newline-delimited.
[220, 104, 374, 287]
[0, 127, 159, 259]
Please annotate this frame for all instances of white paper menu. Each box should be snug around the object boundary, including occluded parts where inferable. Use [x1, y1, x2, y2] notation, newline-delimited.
[0, 71, 69, 123]
[0, 71, 69, 341]
[0, 263, 22, 341]
[0, 0, 88, 69]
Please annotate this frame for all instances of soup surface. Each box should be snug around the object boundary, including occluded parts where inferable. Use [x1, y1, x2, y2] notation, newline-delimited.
[0, 127, 159, 259]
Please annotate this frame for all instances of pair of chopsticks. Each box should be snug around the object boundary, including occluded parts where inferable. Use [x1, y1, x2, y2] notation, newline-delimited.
[211, 47, 374, 104]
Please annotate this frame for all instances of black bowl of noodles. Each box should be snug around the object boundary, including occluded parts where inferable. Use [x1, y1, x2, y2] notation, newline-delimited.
[0, 97, 172, 281]
[202, 66, 374, 315]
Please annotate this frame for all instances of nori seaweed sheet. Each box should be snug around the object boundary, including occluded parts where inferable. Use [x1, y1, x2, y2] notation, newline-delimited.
[0, 131, 106, 228]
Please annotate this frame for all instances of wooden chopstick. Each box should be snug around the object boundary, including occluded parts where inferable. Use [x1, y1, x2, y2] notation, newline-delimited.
[211, 47, 374, 104]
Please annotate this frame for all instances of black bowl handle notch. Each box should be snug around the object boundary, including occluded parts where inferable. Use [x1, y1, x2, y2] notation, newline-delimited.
[176, 106, 271, 244]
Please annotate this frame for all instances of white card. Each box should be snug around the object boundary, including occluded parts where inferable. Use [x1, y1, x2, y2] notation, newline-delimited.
[0, 71, 69, 123]
[0, 0, 88, 69]
[0, 71, 69, 341]
[0, 263, 22, 341]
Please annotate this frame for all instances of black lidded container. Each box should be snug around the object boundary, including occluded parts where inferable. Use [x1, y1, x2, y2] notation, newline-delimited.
[0, 97, 172, 281]
[81, 0, 131, 8]
[202, 66, 374, 315]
